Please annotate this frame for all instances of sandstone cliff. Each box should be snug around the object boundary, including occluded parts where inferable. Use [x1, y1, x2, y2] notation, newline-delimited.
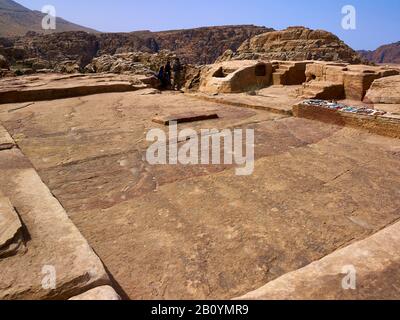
[218, 27, 362, 64]
[0, 25, 272, 71]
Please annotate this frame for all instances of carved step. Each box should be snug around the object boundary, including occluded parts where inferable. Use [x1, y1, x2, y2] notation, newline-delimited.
[300, 81, 345, 100]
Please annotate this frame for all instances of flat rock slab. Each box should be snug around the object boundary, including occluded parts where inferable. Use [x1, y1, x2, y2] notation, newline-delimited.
[152, 112, 219, 125]
[190, 85, 302, 116]
[0, 197, 24, 259]
[2, 92, 400, 299]
[0, 125, 15, 150]
[69, 286, 121, 300]
[0, 148, 110, 300]
[0, 73, 147, 104]
[237, 220, 400, 300]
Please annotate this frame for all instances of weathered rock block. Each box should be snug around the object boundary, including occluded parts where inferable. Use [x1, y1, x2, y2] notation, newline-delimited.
[0, 197, 25, 259]
[343, 72, 379, 101]
[69, 286, 121, 300]
[324, 65, 348, 83]
[272, 61, 311, 85]
[0, 125, 15, 150]
[0, 73, 147, 104]
[365, 75, 400, 104]
[199, 60, 272, 94]
[304, 62, 400, 101]
[0, 149, 110, 300]
[300, 81, 345, 100]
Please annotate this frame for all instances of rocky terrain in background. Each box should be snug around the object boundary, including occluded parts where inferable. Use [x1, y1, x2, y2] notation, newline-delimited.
[84, 51, 176, 75]
[0, 31, 99, 72]
[358, 42, 400, 64]
[84, 51, 204, 92]
[217, 27, 363, 64]
[0, 0, 97, 37]
[0, 21, 369, 80]
[96, 26, 273, 65]
[0, 25, 271, 74]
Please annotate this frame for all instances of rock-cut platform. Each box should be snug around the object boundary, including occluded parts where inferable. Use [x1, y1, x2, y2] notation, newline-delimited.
[0, 73, 151, 104]
[0, 125, 116, 300]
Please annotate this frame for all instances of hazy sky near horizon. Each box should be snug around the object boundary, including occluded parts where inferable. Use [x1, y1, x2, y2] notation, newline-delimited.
[17, 0, 400, 50]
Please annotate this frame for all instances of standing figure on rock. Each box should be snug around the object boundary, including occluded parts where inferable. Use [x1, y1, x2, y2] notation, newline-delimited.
[164, 61, 172, 88]
[172, 58, 183, 91]
[157, 65, 166, 89]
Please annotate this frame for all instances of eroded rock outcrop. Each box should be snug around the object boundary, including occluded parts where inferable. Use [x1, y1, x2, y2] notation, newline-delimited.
[300, 62, 399, 101]
[199, 60, 272, 94]
[15, 31, 98, 67]
[365, 75, 400, 104]
[0, 196, 25, 259]
[219, 27, 362, 64]
[84, 51, 203, 91]
[149, 25, 273, 65]
[0, 25, 271, 72]
[84, 50, 176, 75]
[0, 73, 154, 104]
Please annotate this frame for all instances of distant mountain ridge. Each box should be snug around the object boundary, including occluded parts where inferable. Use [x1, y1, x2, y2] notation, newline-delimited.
[358, 42, 400, 64]
[0, 0, 97, 37]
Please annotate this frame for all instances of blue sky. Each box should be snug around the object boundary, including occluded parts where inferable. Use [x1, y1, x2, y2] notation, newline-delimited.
[18, 0, 400, 50]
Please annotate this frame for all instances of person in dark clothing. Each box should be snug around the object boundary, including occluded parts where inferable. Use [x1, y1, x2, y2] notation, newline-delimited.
[157, 66, 165, 88]
[164, 61, 172, 87]
[172, 58, 183, 91]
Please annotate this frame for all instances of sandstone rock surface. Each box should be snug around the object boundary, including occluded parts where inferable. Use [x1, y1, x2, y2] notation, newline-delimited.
[0, 124, 15, 149]
[271, 61, 310, 85]
[2, 91, 400, 299]
[84, 50, 175, 75]
[192, 85, 301, 115]
[0, 73, 151, 103]
[3, 31, 100, 70]
[69, 286, 121, 300]
[1, 25, 271, 70]
[220, 27, 362, 64]
[293, 102, 400, 139]
[236, 219, 400, 300]
[199, 60, 272, 94]
[301, 62, 399, 101]
[0, 148, 110, 300]
[365, 75, 400, 104]
[0, 196, 24, 259]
